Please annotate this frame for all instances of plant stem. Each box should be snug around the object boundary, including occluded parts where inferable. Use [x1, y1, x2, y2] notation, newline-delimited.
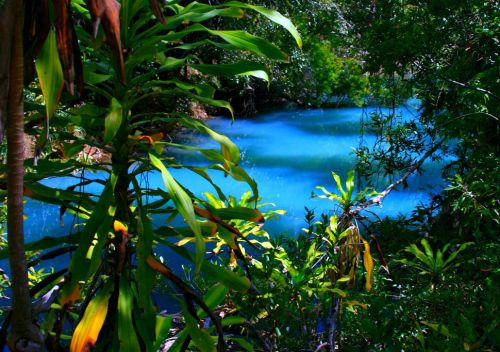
[5, 0, 43, 349]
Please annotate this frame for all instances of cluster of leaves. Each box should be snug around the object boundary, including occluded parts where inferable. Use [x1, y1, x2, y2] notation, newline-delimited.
[0, 0, 306, 350]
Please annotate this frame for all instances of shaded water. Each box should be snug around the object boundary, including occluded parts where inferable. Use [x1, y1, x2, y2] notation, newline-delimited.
[23, 102, 444, 243]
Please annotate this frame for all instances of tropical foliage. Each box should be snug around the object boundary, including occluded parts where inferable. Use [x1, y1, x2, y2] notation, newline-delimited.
[0, 0, 498, 351]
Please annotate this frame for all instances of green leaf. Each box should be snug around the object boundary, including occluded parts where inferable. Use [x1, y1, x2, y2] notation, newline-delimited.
[211, 207, 264, 222]
[163, 24, 288, 61]
[83, 65, 112, 84]
[149, 153, 204, 273]
[221, 316, 246, 327]
[197, 284, 229, 317]
[35, 29, 64, 120]
[168, 245, 251, 292]
[210, 29, 288, 61]
[179, 117, 240, 164]
[227, 337, 254, 351]
[104, 98, 123, 144]
[118, 276, 141, 351]
[182, 304, 216, 352]
[153, 316, 173, 351]
[191, 61, 269, 83]
[225, 1, 303, 48]
[61, 178, 116, 305]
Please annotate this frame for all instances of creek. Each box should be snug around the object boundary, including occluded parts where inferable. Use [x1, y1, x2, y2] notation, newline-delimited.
[24, 100, 444, 244]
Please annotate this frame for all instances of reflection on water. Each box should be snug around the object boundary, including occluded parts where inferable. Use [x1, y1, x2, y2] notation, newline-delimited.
[24, 103, 444, 242]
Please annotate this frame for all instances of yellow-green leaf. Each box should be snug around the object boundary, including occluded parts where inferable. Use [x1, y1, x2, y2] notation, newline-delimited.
[35, 29, 64, 120]
[70, 281, 113, 352]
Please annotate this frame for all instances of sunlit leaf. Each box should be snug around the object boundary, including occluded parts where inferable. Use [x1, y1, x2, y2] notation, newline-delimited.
[149, 153, 204, 273]
[224, 1, 302, 48]
[70, 281, 113, 352]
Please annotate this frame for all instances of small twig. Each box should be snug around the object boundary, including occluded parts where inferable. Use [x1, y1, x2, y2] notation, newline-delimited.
[370, 235, 389, 274]
[446, 78, 500, 102]
[328, 298, 340, 352]
[350, 139, 445, 216]
[314, 342, 329, 352]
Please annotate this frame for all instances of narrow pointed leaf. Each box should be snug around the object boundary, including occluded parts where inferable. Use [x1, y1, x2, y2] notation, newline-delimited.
[118, 276, 141, 351]
[149, 153, 204, 273]
[104, 98, 123, 143]
[224, 1, 302, 48]
[70, 281, 113, 352]
[35, 29, 64, 120]
[362, 238, 374, 291]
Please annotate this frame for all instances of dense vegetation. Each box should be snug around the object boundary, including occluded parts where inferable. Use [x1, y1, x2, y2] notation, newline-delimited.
[0, 0, 498, 351]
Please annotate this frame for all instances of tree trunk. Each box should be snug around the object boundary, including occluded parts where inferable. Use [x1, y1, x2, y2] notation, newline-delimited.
[5, 1, 43, 350]
[0, 0, 17, 140]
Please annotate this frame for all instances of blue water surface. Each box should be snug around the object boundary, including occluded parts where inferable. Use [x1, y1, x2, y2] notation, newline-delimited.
[23, 103, 445, 243]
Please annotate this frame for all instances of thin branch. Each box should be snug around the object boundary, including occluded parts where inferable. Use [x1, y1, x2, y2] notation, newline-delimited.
[350, 139, 445, 216]
[446, 78, 500, 102]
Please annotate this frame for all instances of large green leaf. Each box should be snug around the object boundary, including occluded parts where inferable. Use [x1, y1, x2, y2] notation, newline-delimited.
[182, 304, 216, 352]
[169, 245, 251, 292]
[163, 23, 287, 61]
[117, 276, 141, 351]
[35, 29, 64, 120]
[61, 177, 116, 304]
[210, 207, 264, 222]
[179, 117, 240, 164]
[224, 1, 303, 48]
[104, 98, 123, 144]
[149, 153, 204, 273]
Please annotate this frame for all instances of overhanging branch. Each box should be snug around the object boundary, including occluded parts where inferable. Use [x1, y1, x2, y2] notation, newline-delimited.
[350, 139, 445, 216]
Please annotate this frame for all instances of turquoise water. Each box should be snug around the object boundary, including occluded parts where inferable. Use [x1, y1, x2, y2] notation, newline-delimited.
[168, 103, 443, 235]
[23, 103, 444, 242]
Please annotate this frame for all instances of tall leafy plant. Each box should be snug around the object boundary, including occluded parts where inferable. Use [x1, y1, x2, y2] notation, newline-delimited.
[0, 0, 301, 350]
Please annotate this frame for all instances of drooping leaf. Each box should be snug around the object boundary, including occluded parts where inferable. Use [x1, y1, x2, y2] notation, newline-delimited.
[61, 178, 116, 305]
[70, 281, 113, 352]
[162, 24, 288, 61]
[168, 245, 251, 292]
[179, 117, 240, 164]
[35, 29, 64, 121]
[149, 153, 204, 273]
[191, 61, 269, 83]
[224, 1, 303, 48]
[211, 207, 264, 222]
[117, 276, 141, 351]
[54, 0, 83, 95]
[87, 0, 125, 83]
[103, 98, 123, 143]
[362, 238, 374, 291]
